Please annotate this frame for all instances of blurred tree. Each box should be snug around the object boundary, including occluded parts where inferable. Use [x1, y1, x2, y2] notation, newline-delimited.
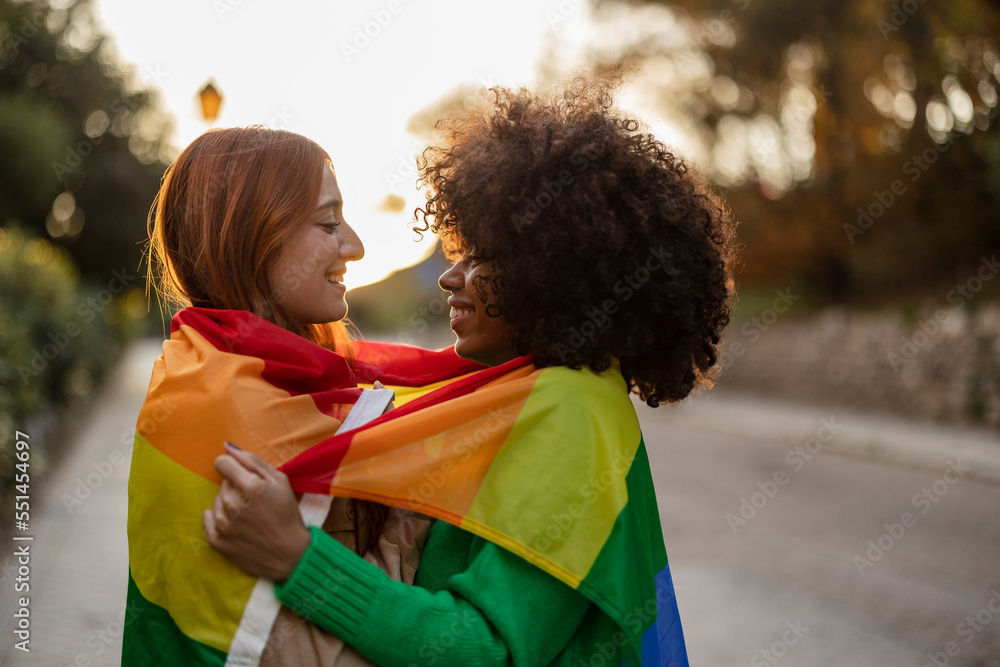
[0, 0, 172, 282]
[544, 0, 1000, 302]
[406, 82, 486, 141]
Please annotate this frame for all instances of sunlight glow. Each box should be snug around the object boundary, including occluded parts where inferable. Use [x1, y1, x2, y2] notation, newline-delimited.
[92, 0, 583, 288]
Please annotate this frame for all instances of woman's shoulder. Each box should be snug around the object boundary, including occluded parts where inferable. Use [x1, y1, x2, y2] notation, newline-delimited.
[531, 362, 638, 426]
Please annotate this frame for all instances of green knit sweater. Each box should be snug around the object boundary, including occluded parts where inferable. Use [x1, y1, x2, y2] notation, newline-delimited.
[274, 521, 624, 666]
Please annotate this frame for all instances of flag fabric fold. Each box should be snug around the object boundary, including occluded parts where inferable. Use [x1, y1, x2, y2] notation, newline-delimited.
[124, 307, 688, 666]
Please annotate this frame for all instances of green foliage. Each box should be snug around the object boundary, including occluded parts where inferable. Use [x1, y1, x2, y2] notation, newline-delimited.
[583, 0, 1000, 303]
[0, 91, 68, 215]
[0, 225, 135, 522]
[0, 0, 172, 518]
[0, 0, 171, 280]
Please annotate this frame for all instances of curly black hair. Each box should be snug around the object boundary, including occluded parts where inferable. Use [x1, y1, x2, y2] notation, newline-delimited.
[415, 73, 738, 406]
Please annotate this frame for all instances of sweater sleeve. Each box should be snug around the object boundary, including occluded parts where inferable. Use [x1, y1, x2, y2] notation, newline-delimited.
[274, 525, 591, 667]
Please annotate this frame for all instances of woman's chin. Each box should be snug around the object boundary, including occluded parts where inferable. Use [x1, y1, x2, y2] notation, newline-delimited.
[327, 301, 349, 322]
[452, 337, 475, 360]
[303, 306, 348, 326]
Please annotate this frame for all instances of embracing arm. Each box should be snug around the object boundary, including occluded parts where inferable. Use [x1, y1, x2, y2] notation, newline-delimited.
[276, 525, 590, 667]
[203, 445, 595, 667]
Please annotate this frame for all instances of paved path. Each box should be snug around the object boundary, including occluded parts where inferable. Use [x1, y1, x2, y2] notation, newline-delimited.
[1, 338, 998, 666]
[644, 393, 1000, 667]
[0, 339, 159, 666]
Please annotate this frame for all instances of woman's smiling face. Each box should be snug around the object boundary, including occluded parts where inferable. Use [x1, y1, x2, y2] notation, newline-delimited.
[438, 250, 519, 367]
[267, 167, 364, 326]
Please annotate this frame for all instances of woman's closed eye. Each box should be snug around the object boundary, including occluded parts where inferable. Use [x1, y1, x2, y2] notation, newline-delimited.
[449, 250, 482, 266]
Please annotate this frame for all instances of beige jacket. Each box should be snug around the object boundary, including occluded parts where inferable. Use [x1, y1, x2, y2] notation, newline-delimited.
[259, 497, 431, 666]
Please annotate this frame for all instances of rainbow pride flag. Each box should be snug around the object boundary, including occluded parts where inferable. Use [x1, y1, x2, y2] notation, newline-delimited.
[123, 307, 688, 666]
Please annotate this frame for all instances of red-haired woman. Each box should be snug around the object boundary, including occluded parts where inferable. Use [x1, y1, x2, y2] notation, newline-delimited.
[148, 126, 359, 350]
[204, 77, 736, 666]
[128, 126, 431, 666]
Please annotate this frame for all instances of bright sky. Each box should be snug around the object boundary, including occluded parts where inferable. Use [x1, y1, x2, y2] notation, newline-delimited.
[92, 0, 599, 288]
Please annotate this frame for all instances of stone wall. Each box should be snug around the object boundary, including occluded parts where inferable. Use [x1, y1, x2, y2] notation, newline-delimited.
[717, 303, 1000, 429]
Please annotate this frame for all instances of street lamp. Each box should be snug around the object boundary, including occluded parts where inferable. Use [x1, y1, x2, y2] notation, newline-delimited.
[199, 81, 223, 122]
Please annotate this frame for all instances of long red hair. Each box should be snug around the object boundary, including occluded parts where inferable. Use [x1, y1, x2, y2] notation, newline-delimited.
[147, 126, 386, 551]
[147, 125, 350, 351]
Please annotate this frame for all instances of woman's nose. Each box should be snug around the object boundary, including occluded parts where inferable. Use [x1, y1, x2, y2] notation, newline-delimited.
[340, 221, 365, 262]
[438, 262, 464, 292]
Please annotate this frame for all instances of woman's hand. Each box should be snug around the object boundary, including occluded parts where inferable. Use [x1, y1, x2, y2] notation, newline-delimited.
[373, 380, 395, 414]
[203, 442, 312, 583]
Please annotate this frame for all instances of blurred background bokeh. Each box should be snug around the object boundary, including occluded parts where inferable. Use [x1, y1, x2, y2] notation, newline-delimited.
[3, 0, 1000, 517]
[1, 0, 999, 661]
[0, 0, 1000, 520]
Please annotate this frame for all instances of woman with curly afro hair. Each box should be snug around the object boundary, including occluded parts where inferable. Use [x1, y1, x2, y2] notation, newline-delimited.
[424, 75, 737, 407]
[206, 74, 736, 666]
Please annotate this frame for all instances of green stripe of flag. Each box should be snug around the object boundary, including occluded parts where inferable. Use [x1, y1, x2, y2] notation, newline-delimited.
[122, 571, 228, 666]
[580, 438, 667, 666]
